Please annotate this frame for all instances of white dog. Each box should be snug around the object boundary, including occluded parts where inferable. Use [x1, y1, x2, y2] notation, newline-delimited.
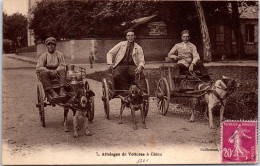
[190, 76, 239, 129]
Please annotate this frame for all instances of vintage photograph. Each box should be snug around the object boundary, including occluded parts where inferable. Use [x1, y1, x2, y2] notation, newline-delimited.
[2, 0, 258, 164]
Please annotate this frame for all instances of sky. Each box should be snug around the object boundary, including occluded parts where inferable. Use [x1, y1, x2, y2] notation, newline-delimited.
[3, 0, 28, 16]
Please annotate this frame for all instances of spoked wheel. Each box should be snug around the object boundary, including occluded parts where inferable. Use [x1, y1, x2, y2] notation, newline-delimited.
[156, 78, 170, 116]
[37, 85, 46, 127]
[88, 97, 95, 122]
[84, 81, 94, 122]
[143, 99, 149, 118]
[144, 78, 150, 117]
[102, 78, 110, 120]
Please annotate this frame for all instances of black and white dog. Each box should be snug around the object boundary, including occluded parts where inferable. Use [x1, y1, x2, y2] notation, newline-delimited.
[118, 85, 147, 130]
[64, 89, 95, 137]
[190, 76, 239, 129]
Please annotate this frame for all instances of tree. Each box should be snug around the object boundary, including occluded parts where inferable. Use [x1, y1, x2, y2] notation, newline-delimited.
[231, 1, 245, 59]
[3, 12, 28, 51]
[195, 1, 212, 62]
[29, 0, 158, 41]
[202, 1, 257, 59]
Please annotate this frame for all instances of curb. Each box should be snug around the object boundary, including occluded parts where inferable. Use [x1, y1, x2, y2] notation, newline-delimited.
[7, 56, 37, 65]
[6, 55, 258, 68]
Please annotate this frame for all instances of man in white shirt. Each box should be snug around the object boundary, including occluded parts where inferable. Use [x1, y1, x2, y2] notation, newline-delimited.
[106, 29, 147, 95]
[168, 30, 210, 81]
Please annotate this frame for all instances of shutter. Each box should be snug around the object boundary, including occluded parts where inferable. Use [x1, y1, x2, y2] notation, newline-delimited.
[254, 25, 258, 43]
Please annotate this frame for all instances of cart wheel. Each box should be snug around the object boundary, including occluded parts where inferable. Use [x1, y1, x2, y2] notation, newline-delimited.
[143, 99, 149, 118]
[37, 85, 46, 127]
[156, 78, 170, 115]
[88, 97, 95, 122]
[145, 78, 150, 95]
[84, 81, 94, 122]
[84, 80, 90, 90]
[144, 78, 150, 117]
[102, 78, 110, 120]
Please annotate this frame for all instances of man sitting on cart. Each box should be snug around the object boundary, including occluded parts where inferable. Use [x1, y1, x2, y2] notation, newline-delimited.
[167, 30, 211, 81]
[36, 37, 67, 99]
[106, 29, 147, 96]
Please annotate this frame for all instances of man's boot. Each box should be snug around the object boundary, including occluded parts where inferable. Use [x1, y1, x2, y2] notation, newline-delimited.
[59, 87, 67, 97]
[48, 88, 59, 99]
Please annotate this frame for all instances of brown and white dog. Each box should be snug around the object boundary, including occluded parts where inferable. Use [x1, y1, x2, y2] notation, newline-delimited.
[190, 76, 239, 129]
[118, 85, 147, 130]
[64, 89, 95, 137]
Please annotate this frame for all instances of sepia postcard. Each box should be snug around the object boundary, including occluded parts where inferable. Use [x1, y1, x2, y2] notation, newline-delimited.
[2, 0, 258, 164]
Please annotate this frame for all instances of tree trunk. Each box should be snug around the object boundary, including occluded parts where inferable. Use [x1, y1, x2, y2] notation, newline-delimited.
[195, 1, 212, 62]
[231, 1, 245, 60]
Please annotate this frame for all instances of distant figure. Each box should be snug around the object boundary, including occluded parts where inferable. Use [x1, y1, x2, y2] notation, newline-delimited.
[15, 48, 19, 55]
[89, 51, 94, 68]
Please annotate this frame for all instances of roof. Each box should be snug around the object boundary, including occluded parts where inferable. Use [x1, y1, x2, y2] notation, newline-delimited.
[239, 6, 258, 19]
[121, 14, 157, 28]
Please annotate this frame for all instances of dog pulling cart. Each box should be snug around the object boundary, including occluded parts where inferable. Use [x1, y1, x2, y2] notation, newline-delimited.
[101, 69, 150, 120]
[155, 60, 208, 116]
[36, 64, 95, 127]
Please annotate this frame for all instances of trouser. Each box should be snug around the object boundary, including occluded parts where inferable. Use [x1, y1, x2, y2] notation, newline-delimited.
[172, 60, 209, 77]
[39, 68, 66, 90]
[113, 65, 146, 92]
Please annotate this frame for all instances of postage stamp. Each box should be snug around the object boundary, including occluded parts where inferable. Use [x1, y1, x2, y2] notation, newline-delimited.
[222, 121, 257, 163]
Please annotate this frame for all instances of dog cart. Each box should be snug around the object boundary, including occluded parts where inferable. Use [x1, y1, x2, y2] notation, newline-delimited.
[101, 69, 150, 120]
[36, 64, 95, 127]
[155, 60, 208, 115]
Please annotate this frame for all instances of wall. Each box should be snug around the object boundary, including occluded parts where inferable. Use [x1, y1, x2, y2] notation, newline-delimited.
[37, 38, 178, 63]
[210, 19, 258, 59]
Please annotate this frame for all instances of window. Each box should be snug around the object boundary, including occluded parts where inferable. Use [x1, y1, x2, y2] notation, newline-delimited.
[245, 24, 255, 44]
[215, 25, 225, 44]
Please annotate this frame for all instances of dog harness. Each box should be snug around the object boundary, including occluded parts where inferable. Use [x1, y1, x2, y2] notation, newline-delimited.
[211, 85, 230, 106]
[198, 81, 230, 106]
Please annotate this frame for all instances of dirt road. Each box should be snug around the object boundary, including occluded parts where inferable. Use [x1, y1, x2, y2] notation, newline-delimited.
[2, 55, 221, 164]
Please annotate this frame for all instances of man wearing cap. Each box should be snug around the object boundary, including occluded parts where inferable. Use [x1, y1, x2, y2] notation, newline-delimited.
[36, 37, 67, 98]
[89, 51, 94, 68]
[168, 30, 210, 81]
[106, 29, 147, 95]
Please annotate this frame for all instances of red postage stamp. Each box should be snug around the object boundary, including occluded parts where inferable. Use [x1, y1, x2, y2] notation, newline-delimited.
[222, 121, 257, 163]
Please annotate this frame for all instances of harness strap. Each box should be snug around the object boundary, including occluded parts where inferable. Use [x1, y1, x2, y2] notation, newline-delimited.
[199, 82, 230, 106]
[211, 85, 230, 106]
[212, 90, 225, 106]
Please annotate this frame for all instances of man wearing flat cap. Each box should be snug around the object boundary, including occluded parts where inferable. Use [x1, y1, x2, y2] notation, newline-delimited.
[168, 30, 210, 81]
[36, 37, 67, 98]
[106, 29, 147, 95]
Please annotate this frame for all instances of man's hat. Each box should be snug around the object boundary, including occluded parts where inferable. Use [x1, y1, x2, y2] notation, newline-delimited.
[124, 28, 135, 35]
[181, 30, 189, 36]
[45, 37, 57, 45]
